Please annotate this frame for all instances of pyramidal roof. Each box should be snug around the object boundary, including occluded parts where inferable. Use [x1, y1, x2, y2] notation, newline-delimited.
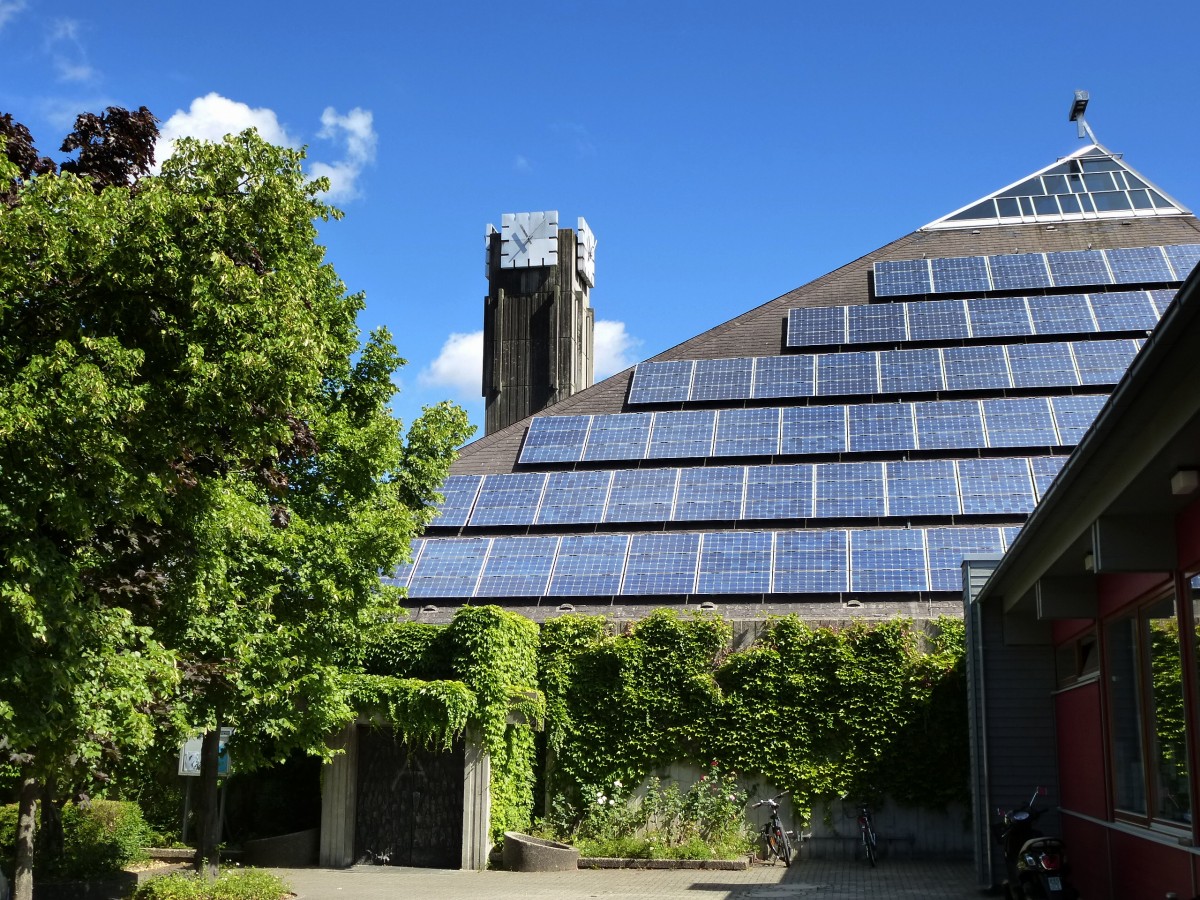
[923, 143, 1191, 231]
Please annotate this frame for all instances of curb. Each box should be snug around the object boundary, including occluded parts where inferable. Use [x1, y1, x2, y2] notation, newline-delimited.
[578, 857, 749, 870]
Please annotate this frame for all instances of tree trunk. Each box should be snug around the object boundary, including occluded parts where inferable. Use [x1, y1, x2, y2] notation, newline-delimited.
[193, 729, 221, 880]
[37, 775, 64, 865]
[13, 773, 39, 900]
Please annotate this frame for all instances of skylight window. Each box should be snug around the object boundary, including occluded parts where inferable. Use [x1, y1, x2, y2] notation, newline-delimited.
[925, 144, 1188, 230]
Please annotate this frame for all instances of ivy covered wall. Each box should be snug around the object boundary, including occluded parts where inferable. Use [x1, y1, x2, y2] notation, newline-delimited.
[539, 611, 968, 823]
[348, 606, 968, 844]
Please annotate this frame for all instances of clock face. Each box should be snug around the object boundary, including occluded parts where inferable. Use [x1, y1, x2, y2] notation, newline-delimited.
[576, 216, 597, 288]
[501, 211, 559, 268]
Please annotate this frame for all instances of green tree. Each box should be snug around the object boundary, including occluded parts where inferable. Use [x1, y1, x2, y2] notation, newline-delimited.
[0, 111, 471, 893]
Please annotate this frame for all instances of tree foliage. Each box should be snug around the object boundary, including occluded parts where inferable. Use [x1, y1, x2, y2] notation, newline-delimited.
[0, 108, 472, 887]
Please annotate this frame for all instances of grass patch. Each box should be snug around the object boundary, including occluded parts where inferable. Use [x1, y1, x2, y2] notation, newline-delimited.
[131, 867, 291, 900]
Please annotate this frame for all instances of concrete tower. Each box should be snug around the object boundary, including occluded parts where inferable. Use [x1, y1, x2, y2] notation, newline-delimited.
[483, 212, 595, 435]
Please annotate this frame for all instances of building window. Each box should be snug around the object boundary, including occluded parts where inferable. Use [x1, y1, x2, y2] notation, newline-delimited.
[1105, 595, 1191, 826]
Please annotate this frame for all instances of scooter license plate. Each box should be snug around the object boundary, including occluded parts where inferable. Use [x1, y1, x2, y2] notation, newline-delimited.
[1047, 876, 1062, 892]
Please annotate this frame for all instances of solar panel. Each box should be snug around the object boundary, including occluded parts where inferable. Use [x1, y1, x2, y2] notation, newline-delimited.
[691, 357, 754, 402]
[1071, 338, 1139, 385]
[647, 410, 716, 459]
[753, 354, 816, 399]
[1046, 250, 1111, 288]
[815, 462, 886, 518]
[697, 532, 773, 594]
[989, 253, 1052, 290]
[519, 415, 591, 464]
[536, 471, 614, 526]
[914, 399, 986, 450]
[966, 296, 1032, 338]
[1105, 246, 1173, 284]
[787, 306, 847, 348]
[956, 458, 1035, 515]
[1165, 243, 1200, 281]
[874, 258, 931, 297]
[1050, 394, 1107, 444]
[469, 472, 548, 526]
[384, 539, 423, 590]
[781, 405, 847, 455]
[773, 530, 849, 593]
[548, 534, 629, 596]
[879, 347, 943, 394]
[623, 532, 700, 595]
[1089, 290, 1159, 331]
[886, 459, 960, 517]
[475, 535, 558, 597]
[1027, 293, 1097, 335]
[583, 412, 653, 462]
[848, 403, 916, 452]
[817, 350, 879, 397]
[628, 359, 694, 404]
[604, 468, 680, 523]
[674, 466, 745, 522]
[1006, 343, 1078, 389]
[710, 407, 778, 457]
[1030, 456, 1068, 500]
[849, 529, 927, 592]
[930, 255, 991, 293]
[1149, 289, 1177, 316]
[982, 397, 1058, 447]
[431, 475, 484, 527]
[907, 298, 970, 342]
[407, 537, 491, 597]
[744, 464, 814, 520]
[925, 527, 1005, 591]
[848, 303, 906, 344]
[943, 345, 1013, 391]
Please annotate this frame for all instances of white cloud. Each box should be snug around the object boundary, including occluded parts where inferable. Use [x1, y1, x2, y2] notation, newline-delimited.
[513, 155, 531, 173]
[311, 106, 376, 201]
[420, 331, 483, 398]
[0, 0, 25, 32]
[594, 319, 641, 379]
[155, 93, 295, 167]
[155, 94, 376, 201]
[47, 18, 93, 82]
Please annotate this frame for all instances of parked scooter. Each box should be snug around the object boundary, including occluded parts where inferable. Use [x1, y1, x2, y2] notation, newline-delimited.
[994, 787, 1077, 899]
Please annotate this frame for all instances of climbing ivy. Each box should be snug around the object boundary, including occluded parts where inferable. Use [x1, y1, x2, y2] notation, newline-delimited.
[353, 606, 543, 841]
[539, 610, 969, 824]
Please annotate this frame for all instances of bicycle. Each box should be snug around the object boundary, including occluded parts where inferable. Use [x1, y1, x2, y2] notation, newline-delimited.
[751, 791, 794, 866]
[855, 803, 878, 867]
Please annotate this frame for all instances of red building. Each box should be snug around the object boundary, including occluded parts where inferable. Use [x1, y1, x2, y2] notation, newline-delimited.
[967, 260, 1200, 897]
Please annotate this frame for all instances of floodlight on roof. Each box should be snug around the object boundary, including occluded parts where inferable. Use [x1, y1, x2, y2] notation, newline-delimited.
[1069, 90, 1089, 122]
[1069, 90, 1097, 142]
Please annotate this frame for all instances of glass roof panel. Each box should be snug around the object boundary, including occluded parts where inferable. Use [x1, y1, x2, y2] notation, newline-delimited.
[926, 145, 1189, 230]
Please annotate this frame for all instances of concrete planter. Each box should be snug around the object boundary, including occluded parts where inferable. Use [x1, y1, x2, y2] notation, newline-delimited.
[502, 832, 580, 872]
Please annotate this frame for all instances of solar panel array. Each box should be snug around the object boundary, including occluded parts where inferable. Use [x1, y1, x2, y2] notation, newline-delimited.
[874, 243, 1200, 297]
[627, 339, 1140, 405]
[406, 235, 1196, 602]
[786, 289, 1167, 349]
[388, 526, 1019, 597]
[434, 455, 1067, 527]
[516, 394, 1105, 464]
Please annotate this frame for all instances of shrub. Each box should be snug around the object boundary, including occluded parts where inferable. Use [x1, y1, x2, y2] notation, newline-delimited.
[0, 802, 16, 873]
[132, 868, 290, 900]
[54, 799, 151, 878]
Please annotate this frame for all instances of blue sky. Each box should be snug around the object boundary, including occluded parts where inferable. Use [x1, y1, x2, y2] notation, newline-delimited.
[3, 0, 1198, 441]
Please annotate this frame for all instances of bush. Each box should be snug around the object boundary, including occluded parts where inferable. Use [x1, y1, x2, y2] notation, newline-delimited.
[0, 802, 16, 873]
[54, 799, 151, 878]
[132, 868, 290, 900]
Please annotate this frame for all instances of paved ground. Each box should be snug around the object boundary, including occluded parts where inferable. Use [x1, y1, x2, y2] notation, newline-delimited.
[270, 859, 983, 900]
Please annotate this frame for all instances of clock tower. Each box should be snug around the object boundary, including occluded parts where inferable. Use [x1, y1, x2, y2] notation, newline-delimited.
[483, 212, 596, 435]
